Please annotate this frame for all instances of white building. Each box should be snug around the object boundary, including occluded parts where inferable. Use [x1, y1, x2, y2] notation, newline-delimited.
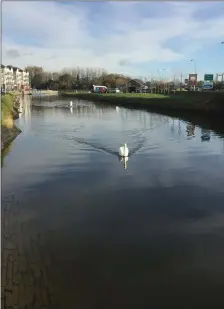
[1, 64, 30, 92]
[1, 65, 13, 91]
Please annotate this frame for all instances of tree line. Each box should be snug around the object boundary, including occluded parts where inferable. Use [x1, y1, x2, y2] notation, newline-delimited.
[25, 66, 133, 91]
[25, 66, 216, 91]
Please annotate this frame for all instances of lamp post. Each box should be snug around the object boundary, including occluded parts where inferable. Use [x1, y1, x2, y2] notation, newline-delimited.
[190, 59, 196, 74]
[190, 60, 197, 91]
[148, 73, 153, 93]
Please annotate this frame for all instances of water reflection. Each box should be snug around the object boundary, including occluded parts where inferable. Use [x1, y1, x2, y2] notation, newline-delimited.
[186, 123, 196, 139]
[201, 129, 211, 142]
[119, 156, 129, 169]
[17, 95, 32, 132]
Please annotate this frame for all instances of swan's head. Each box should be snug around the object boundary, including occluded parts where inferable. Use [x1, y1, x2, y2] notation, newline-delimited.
[124, 143, 127, 147]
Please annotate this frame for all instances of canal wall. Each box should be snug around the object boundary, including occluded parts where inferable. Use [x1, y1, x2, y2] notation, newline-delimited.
[61, 92, 224, 116]
[1, 94, 22, 154]
[30, 90, 59, 96]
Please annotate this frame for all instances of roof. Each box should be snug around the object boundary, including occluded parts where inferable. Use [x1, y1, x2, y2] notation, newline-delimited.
[2, 64, 27, 72]
[127, 78, 145, 86]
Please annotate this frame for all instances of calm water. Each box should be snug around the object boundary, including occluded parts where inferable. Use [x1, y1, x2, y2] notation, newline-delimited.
[2, 95, 224, 308]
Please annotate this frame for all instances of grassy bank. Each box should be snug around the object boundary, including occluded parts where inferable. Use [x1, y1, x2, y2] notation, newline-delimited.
[1, 94, 21, 154]
[61, 92, 224, 116]
[2, 93, 19, 127]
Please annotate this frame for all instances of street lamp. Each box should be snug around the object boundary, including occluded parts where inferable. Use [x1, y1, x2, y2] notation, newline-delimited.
[190, 60, 197, 91]
[148, 73, 153, 93]
[157, 68, 166, 82]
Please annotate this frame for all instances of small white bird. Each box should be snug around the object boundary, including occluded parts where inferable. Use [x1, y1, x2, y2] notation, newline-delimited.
[69, 100, 73, 107]
[119, 143, 129, 157]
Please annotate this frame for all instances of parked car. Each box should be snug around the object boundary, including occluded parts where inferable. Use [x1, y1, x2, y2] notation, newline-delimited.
[107, 88, 121, 93]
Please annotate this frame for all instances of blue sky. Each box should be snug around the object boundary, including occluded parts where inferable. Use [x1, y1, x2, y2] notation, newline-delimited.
[2, 1, 224, 80]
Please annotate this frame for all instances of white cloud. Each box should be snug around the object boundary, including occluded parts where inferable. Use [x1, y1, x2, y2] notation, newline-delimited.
[2, 1, 224, 75]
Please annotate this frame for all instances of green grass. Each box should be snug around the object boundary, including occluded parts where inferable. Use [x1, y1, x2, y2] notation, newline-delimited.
[62, 91, 192, 104]
[1, 94, 14, 125]
[63, 91, 168, 97]
[7, 91, 21, 96]
[103, 93, 170, 98]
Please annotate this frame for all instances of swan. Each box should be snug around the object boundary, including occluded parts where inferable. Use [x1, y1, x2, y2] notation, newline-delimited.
[69, 100, 73, 107]
[119, 143, 129, 157]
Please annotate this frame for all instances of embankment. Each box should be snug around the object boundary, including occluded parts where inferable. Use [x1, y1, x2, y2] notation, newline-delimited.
[61, 91, 224, 116]
[1, 94, 22, 154]
[61, 91, 224, 136]
[30, 90, 59, 96]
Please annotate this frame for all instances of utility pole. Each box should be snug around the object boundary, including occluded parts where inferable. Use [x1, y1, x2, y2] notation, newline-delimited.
[190, 59, 196, 74]
[151, 74, 153, 93]
[180, 72, 183, 92]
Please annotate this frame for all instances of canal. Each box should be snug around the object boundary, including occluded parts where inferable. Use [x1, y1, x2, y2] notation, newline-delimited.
[2, 95, 224, 308]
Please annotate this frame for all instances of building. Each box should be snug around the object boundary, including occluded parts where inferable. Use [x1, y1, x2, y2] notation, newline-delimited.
[126, 79, 147, 93]
[1, 64, 30, 92]
[1, 65, 13, 91]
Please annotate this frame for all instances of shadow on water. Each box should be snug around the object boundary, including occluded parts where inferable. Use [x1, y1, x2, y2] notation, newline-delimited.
[93, 100, 224, 138]
[1, 142, 13, 167]
[143, 108, 224, 139]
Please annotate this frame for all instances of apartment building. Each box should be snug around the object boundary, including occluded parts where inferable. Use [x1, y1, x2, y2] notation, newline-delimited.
[1, 64, 30, 91]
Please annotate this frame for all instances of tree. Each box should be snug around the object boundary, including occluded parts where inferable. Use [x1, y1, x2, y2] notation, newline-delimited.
[25, 66, 44, 79]
[31, 72, 48, 89]
[58, 74, 74, 90]
[197, 80, 204, 86]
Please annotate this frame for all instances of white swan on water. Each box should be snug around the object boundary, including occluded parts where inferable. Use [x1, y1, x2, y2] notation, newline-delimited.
[119, 143, 129, 157]
[69, 100, 73, 107]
